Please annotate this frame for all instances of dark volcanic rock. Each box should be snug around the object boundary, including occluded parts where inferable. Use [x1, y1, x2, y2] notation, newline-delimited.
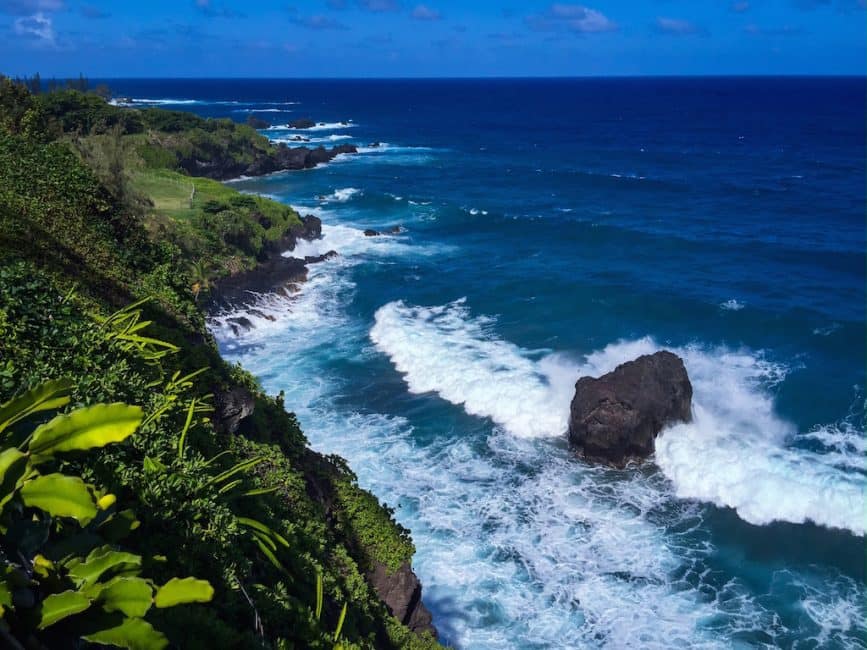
[209, 256, 308, 311]
[304, 250, 338, 264]
[272, 144, 358, 172]
[227, 316, 253, 331]
[567, 351, 692, 466]
[305, 146, 334, 167]
[368, 562, 437, 638]
[296, 214, 322, 240]
[182, 142, 359, 181]
[364, 226, 401, 237]
[246, 115, 271, 130]
[288, 118, 315, 129]
[213, 386, 255, 435]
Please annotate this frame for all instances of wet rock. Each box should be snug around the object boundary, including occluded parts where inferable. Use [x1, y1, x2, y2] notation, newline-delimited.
[567, 351, 692, 466]
[248, 309, 276, 322]
[304, 250, 338, 264]
[227, 316, 253, 331]
[288, 118, 315, 129]
[209, 256, 308, 311]
[363, 229, 381, 237]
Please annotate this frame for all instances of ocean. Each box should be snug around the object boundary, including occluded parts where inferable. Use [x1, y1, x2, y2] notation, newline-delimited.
[107, 77, 866, 649]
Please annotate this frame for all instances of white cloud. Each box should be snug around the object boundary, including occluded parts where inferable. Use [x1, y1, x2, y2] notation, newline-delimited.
[526, 4, 618, 34]
[13, 11, 56, 45]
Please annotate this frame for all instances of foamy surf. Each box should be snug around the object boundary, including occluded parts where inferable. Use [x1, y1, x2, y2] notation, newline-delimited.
[268, 121, 356, 131]
[319, 187, 361, 203]
[370, 299, 574, 438]
[288, 223, 427, 260]
[371, 301, 867, 536]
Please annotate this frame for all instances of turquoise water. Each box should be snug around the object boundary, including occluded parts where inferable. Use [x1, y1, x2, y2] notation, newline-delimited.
[111, 78, 866, 648]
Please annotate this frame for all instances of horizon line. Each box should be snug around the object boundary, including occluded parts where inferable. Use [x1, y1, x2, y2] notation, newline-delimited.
[8, 73, 864, 81]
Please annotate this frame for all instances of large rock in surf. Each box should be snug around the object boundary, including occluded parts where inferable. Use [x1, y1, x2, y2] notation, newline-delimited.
[567, 351, 692, 466]
[288, 118, 315, 129]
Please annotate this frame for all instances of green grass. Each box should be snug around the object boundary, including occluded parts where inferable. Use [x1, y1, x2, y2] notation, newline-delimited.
[131, 168, 196, 219]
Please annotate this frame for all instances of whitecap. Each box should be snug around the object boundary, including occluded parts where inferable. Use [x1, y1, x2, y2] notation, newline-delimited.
[720, 299, 745, 311]
[268, 121, 356, 131]
[319, 187, 362, 203]
[371, 301, 867, 536]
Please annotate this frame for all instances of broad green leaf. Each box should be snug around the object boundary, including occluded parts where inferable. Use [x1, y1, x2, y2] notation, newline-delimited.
[0, 448, 28, 509]
[0, 379, 72, 435]
[82, 616, 168, 650]
[97, 577, 153, 618]
[68, 547, 142, 589]
[153, 577, 213, 608]
[29, 403, 143, 458]
[37, 590, 91, 629]
[20, 474, 97, 524]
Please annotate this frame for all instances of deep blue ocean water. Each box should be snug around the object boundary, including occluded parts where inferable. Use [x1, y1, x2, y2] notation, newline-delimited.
[108, 78, 866, 648]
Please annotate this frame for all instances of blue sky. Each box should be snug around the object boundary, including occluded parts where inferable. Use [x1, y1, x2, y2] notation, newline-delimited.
[1, 0, 864, 77]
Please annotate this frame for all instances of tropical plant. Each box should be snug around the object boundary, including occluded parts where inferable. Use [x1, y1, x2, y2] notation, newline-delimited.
[0, 380, 213, 649]
[188, 260, 212, 302]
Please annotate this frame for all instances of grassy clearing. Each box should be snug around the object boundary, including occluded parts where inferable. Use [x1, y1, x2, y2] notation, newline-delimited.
[131, 168, 196, 219]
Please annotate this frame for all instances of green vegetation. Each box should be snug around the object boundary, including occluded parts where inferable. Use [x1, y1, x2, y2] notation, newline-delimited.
[0, 380, 214, 649]
[0, 78, 443, 648]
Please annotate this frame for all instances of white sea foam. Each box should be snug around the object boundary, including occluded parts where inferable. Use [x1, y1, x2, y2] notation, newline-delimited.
[813, 322, 842, 336]
[231, 108, 292, 113]
[268, 121, 356, 131]
[288, 223, 426, 261]
[209, 265, 866, 649]
[371, 301, 867, 536]
[120, 98, 202, 105]
[371, 299, 573, 438]
[720, 299, 745, 311]
[319, 187, 362, 203]
[355, 142, 432, 154]
[207, 266, 349, 347]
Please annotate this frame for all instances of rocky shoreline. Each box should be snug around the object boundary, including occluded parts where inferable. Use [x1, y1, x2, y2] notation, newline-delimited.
[205, 194, 437, 638]
[182, 142, 358, 181]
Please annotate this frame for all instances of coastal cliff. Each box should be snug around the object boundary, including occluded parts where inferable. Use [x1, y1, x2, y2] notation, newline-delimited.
[0, 79, 441, 649]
